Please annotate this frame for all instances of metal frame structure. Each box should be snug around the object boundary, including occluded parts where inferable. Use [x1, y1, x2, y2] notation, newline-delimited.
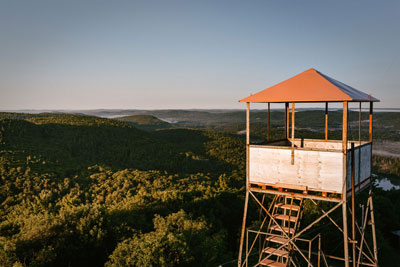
[237, 69, 379, 267]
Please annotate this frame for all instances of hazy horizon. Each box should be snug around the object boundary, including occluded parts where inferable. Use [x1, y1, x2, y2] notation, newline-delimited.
[2, 106, 399, 113]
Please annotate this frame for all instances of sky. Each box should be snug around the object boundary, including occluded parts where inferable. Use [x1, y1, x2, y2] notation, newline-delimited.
[0, 0, 399, 110]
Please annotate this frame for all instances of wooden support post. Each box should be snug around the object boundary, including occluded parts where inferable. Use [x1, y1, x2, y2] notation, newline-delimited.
[291, 102, 295, 142]
[245, 230, 248, 267]
[358, 102, 362, 192]
[325, 102, 328, 141]
[342, 196, 350, 267]
[359, 102, 362, 145]
[291, 103, 295, 165]
[246, 102, 250, 187]
[267, 103, 270, 142]
[342, 198, 350, 267]
[369, 102, 373, 142]
[285, 102, 289, 140]
[369, 195, 378, 266]
[238, 190, 249, 267]
[343, 102, 348, 152]
[318, 234, 321, 267]
[342, 102, 348, 154]
[342, 101, 350, 267]
[351, 142, 356, 267]
[238, 103, 250, 267]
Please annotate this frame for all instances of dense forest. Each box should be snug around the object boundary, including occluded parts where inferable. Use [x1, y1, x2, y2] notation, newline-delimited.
[0, 112, 399, 266]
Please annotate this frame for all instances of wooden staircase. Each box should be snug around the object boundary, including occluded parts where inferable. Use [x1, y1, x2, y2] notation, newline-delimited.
[259, 196, 303, 267]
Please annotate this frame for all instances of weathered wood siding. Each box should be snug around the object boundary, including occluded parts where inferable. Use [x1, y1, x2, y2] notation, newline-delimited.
[291, 139, 369, 150]
[346, 143, 372, 190]
[291, 140, 342, 150]
[249, 146, 344, 193]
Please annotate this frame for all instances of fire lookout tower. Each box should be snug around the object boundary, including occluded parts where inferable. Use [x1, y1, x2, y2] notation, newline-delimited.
[237, 68, 379, 267]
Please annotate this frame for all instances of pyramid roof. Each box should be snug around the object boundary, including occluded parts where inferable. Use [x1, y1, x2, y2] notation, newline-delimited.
[239, 68, 379, 103]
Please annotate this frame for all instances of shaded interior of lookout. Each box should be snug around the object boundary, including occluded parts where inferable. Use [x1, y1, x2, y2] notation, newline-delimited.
[241, 103, 374, 144]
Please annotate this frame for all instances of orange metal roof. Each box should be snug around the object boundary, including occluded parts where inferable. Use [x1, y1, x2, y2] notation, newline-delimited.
[239, 68, 379, 103]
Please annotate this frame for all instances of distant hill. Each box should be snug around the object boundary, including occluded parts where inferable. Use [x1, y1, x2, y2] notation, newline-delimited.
[116, 114, 172, 131]
[2, 109, 400, 141]
[0, 112, 130, 127]
[0, 112, 241, 175]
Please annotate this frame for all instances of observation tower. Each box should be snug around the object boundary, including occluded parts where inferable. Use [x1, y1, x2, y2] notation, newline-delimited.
[237, 68, 379, 267]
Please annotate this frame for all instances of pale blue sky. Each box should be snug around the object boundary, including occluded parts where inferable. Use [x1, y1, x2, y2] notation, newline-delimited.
[0, 0, 399, 109]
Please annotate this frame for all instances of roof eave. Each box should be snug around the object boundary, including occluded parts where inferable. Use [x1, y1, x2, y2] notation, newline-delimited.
[239, 99, 380, 103]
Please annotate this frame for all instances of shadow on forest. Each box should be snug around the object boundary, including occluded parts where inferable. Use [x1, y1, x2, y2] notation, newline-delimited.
[0, 119, 236, 176]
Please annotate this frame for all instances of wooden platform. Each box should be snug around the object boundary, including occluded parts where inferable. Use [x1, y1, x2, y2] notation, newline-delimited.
[249, 182, 342, 202]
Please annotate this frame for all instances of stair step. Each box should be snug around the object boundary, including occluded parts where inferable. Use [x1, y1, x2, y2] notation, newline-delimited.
[270, 224, 295, 234]
[265, 236, 289, 245]
[263, 247, 288, 257]
[259, 258, 286, 267]
[275, 203, 300, 211]
[274, 214, 297, 222]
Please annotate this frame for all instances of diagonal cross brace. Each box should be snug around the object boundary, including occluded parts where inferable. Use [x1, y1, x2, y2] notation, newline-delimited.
[249, 191, 333, 267]
[311, 199, 374, 264]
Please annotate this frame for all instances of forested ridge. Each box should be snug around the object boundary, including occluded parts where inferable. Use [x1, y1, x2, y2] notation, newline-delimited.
[0, 113, 246, 266]
[0, 112, 399, 266]
[115, 115, 172, 131]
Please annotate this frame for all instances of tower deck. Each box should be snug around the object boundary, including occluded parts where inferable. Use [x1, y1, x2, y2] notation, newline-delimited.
[249, 139, 371, 196]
